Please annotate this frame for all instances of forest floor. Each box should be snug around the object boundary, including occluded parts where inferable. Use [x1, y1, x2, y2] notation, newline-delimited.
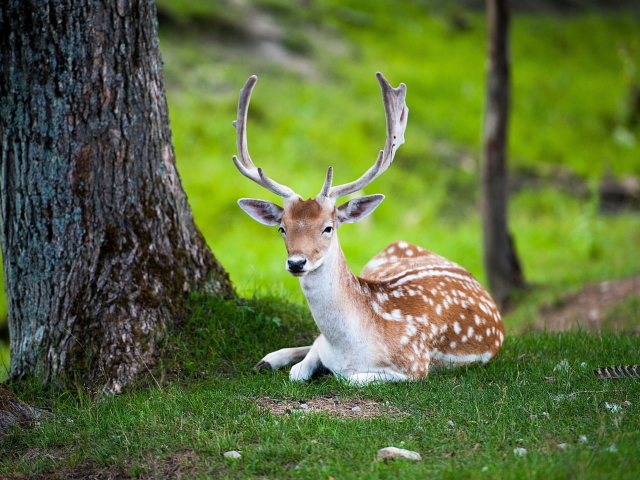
[535, 275, 640, 332]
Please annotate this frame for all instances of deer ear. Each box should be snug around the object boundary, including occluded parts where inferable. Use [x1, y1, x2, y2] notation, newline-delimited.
[238, 199, 284, 226]
[336, 194, 384, 226]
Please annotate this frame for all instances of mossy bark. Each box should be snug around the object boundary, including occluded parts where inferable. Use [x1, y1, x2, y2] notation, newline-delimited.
[0, 0, 234, 393]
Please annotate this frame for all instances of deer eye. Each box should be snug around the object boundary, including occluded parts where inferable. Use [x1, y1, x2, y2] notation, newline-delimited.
[323, 226, 333, 234]
[278, 226, 285, 235]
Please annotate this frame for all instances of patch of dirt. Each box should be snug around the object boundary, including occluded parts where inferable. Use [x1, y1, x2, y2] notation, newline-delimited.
[536, 275, 640, 331]
[253, 396, 410, 419]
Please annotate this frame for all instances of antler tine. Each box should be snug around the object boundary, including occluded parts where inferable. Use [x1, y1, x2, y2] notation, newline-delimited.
[232, 75, 296, 199]
[319, 166, 334, 197]
[327, 72, 408, 200]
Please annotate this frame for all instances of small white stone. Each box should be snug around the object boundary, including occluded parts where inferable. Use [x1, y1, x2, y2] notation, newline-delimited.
[577, 435, 588, 444]
[224, 450, 242, 459]
[557, 443, 568, 450]
[299, 403, 309, 409]
[607, 443, 618, 453]
[351, 406, 361, 412]
[377, 447, 422, 461]
[513, 448, 527, 456]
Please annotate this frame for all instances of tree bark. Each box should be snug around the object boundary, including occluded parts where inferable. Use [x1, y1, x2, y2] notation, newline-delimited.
[481, 0, 525, 310]
[0, 0, 234, 393]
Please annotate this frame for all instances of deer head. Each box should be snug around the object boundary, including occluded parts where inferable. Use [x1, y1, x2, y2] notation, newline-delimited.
[233, 73, 408, 277]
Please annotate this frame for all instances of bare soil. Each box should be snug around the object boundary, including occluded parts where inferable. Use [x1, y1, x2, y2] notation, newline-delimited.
[253, 396, 410, 419]
[536, 275, 640, 331]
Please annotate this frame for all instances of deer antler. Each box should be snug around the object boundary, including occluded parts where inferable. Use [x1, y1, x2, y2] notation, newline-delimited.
[323, 72, 408, 200]
[232, 75, 296, 199]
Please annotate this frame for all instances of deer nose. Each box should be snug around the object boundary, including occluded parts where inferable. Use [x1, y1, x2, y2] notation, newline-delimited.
[287, 257, 307, 273]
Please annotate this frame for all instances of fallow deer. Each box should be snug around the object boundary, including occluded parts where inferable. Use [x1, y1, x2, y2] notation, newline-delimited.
[232, 73, 505, 384]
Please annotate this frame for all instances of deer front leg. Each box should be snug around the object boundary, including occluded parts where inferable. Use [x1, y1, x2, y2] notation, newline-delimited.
[289, 343, 322, 381]
[255, 346, 312, 371]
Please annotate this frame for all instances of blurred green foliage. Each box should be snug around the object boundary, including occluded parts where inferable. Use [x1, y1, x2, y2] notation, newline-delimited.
[158, 0, 640, 307]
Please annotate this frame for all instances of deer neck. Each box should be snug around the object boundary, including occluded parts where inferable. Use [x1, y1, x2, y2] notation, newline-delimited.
[298, 237, 368, 344]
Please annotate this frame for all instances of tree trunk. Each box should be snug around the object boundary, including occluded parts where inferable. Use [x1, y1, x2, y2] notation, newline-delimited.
[0, 0, 234, 394]
[481, 0, 525, 310]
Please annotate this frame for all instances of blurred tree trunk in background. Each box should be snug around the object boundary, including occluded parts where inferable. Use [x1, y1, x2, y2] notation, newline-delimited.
[481, 0, 525, 310]
[0, 0, 234, 394]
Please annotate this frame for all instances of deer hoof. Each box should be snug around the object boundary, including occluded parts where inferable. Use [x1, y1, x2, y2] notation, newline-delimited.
[254, 360, 273, 371]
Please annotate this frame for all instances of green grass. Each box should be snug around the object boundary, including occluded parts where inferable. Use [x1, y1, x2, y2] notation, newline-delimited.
[1, 294, 639, 479]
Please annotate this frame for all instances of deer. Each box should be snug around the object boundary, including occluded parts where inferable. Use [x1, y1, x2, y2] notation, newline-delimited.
[231, 73, 505, 385]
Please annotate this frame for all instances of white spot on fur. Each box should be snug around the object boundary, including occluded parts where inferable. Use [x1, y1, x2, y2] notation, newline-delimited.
[453, 322, 461, 334]
[363, 257, 386, 270]
[450, 341, 457, 348]
[372, 301, 382, 315]
[377, 292, 389, 302]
